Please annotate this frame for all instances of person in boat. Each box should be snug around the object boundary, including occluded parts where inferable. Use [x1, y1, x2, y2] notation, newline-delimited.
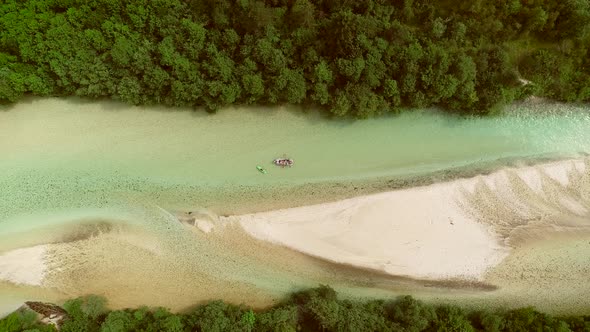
[274, 158, 293, 167]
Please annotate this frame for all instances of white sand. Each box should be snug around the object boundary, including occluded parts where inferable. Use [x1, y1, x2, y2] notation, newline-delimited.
[236, 159, 588, 281]
[237, 189, 506, 281]
[0, 246, 47, 286]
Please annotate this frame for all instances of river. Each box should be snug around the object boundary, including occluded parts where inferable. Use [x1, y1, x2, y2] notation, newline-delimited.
[1, 98, 589, 315]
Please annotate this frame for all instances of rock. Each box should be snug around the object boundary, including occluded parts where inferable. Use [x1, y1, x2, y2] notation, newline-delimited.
[22, 301, 68, 330]
[176, 208, 219, 233]
[195, 220, 215, 233]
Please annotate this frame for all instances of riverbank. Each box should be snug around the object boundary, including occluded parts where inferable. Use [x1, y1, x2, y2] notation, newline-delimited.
[236, 158, 588, 281]
[234, 182, 506, 281]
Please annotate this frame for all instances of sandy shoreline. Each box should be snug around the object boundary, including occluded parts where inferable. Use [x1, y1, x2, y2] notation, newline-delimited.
[235, 158, 588, 281]
[235, 188, 507, 281]
[0, 246, 47, 287]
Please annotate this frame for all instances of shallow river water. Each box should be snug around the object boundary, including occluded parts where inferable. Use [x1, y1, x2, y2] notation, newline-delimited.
[1, 98, 589, 315]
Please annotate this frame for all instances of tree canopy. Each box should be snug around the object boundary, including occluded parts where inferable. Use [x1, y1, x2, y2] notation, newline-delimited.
[1, 0, 590, 117]
[2, 286, 589, 331]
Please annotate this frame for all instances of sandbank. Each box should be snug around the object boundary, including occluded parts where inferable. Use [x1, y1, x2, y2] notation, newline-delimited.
[236, 158, 588, 281]
[0, 246, 47, 286]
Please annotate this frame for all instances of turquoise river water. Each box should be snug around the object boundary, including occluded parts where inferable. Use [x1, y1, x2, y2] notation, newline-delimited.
[0, 98, 589, 315]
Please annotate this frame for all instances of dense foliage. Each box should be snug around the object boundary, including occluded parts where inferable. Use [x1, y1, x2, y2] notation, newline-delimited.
[2, 286, 590, 331]
[1, 0, 590, 117]
[0, 309, 56, 332]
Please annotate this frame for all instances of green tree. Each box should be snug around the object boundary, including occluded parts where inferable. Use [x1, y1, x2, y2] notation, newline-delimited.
[330, 90, 352, 116]
[552, 0, 590, 40]
[61, 295, 106, 332]
[0, 310, 56, 332]
[255, 306, 298, 332]
[470, 310, 505, 332]
[241, 72, 265, 103]
[0, 68, 26, 103]
[311, 82, 331, 105]
[254, 36, 286, 74]
[289, 0, 315, 28]
[386, 295, 436, 332]
[111, 37, 134, 67]
[431, 17, 447, 39]
[117, 76, 142, 105]
[241, 309, 255, 331]
[383, 79, 401, 107]
[1, 0, 590, 116]
[100, 310, 136, 332]
[433, 305, 475, 332]
[277, 68, 307, 104]
[186, 301, 250, 332]
[314, 60, 334, 84]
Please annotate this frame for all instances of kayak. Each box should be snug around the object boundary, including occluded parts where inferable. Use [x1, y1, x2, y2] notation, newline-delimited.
[256, 165, 267, 174]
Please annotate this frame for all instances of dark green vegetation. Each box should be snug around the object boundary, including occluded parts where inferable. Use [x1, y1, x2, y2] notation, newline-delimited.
[2, 286, 590, 331]
[1, 0, 590, 117]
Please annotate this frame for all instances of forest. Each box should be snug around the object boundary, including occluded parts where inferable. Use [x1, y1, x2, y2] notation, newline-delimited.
[0, 0, 589, 117]
[2, 286, 589, 331]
